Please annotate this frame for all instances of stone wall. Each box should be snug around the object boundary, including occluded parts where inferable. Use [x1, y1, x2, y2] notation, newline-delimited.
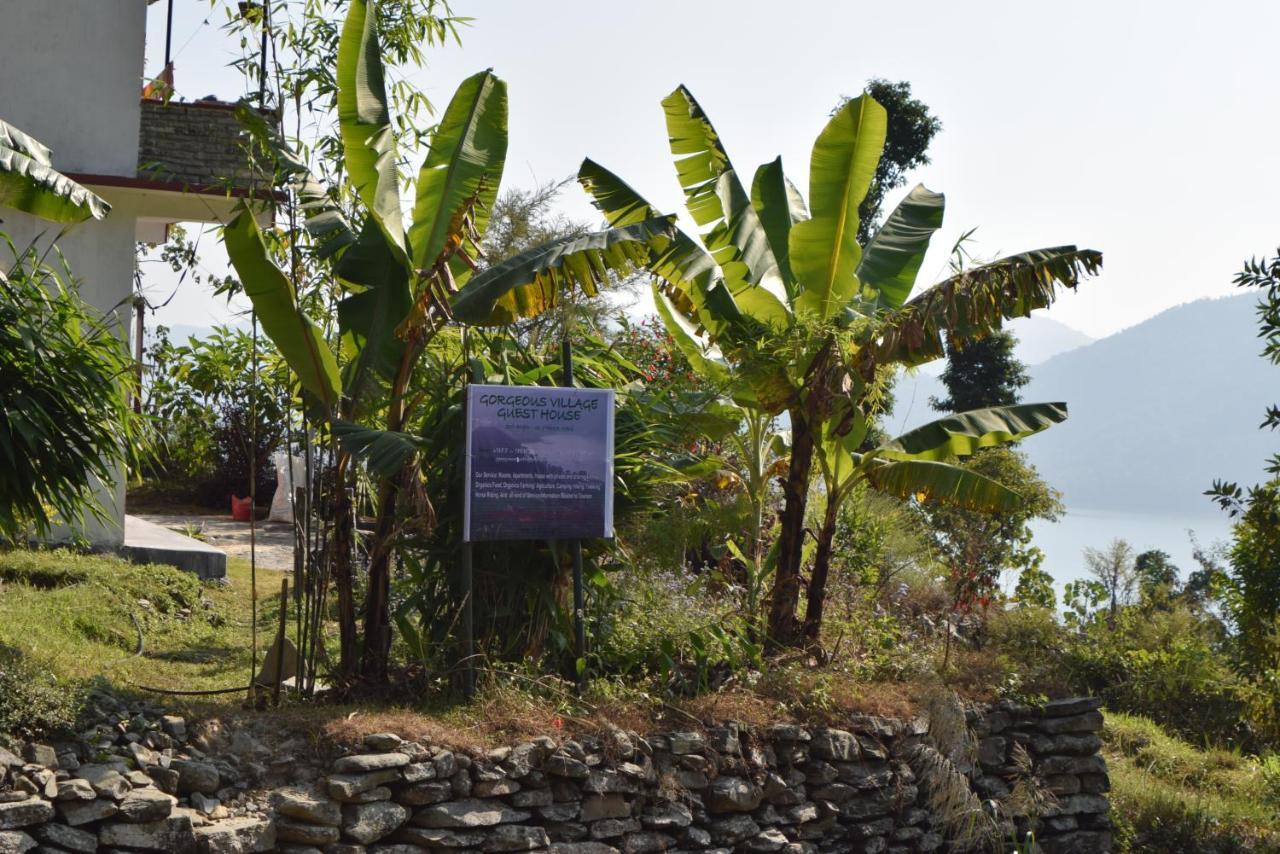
[0, 696, 1110, 854]
[137, 100, 269, 190]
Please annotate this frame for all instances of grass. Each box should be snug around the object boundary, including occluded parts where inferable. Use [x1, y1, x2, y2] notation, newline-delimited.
[1104, 711, 1280, 852]
[0, 548, 286, 698]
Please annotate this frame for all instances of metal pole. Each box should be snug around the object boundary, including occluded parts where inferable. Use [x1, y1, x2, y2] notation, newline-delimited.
[461, 540, 474, 698]
[561, 338, 586, 690]
[163, 0, 174, 68]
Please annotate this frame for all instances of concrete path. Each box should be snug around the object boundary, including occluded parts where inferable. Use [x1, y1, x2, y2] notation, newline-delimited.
[133, 513, 296, 572]
[122, 515, 227, 580]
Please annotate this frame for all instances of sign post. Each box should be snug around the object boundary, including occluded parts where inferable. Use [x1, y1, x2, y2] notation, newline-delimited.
[561, 340, 587, 690]
[462, 360, 615, 691]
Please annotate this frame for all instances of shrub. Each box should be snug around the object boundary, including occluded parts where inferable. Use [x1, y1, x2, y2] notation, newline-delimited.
[0, 235, 146, 541]
[0, 647, 85, 740]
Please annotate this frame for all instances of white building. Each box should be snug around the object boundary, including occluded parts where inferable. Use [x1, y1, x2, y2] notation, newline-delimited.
[0, 0, 267, 558]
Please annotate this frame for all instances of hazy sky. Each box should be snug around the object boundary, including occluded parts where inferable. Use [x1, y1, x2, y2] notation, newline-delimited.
[143, 0, 1280, 339]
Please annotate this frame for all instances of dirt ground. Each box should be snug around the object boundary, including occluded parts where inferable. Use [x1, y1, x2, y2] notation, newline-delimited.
[137, 513, 296, 572]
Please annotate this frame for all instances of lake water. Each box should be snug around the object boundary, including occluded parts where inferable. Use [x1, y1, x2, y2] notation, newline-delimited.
[1024, 506, 1234, 592]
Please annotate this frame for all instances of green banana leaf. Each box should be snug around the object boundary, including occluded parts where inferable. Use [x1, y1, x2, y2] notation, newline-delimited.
[662, 87, 788, 325]
[790, 94, 887, 319]
[332, 420, 426, 477]
[865, 458, 1022, 513]
[234, 104, 354, 259]
[408, 69, 507, 282]
[0, 120, 109, 223]
[858, 184, 945, 311]
[451, 217, 674, 326]
[224, 204, 341, 410]
[336, 0, 406, 254]
[651, 279, 731, 388]
[336, 219, 412, 405]
[877, 402, 1067, 461]
[864, 247, 1103, 374]
[750, 156, 808, 297]
[577, 157, 737, 339]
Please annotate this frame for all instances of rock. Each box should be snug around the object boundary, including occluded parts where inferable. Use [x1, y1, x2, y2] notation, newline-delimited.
[809, 731, 858, 762]
[271, 787, 342, 826]
[343, 801, 408, 845]
[667, 733, 703, 755]
[640, 802, 691, 829]
[743, 829, 788, 852]
[396, 781, 452, 806]
[400, 763, 435, 784]
[706, 777, 762, 813]
[473, 779, 521, 797]
[580, 795, 630, 822]
[55, 779, 96, 802]
[538, 803, 582, 823]
[327, 770, 402, 802]
[191, 791, 223, 816]
[1037, 755, 1107, 776]
[708, 815, 758, 846]
[1039, 711, 1104, 735]
[99, 813, 197, 852]
[0, 749, 20, 769]
[432, 752, 457, 779]
[480, 825, 551, 851]
[0, 800, 53, 830]
[22, 744, 57, 769]
[275, 817, 341, 845]
[173, 760, 221, 795]
[0, 831, 34, 854]
[34, 821, 98, 853]
[75, 764, 131, 800]
[508, 788, 552, 808]
[544, 755, 590, 779]
[129, 742, 160, 768]
[395, 825, 488, 847]
[332, 754, 410, 775]
[589, 819, 639, 840]
[195, 816, 276, 854]
[161, 716, 188, 740]
[363, 733, 404, 752]
[619, 831, 673, 854]
[412, 799, 530, 828]
[58, 797, 119, 825]
[151, 766, 181, 795]
[1042, 698, 1103, 717]
[119, 787, 177, 822]
[550, 844, 620, 854]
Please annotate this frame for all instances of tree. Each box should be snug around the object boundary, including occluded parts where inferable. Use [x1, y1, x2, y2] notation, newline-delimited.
[224, 0, 671, 683]
[918, 447, 1063, 613]
[834, 80, 942, 243]
[1134, 549, 1180, 602]
[1084, 538, 1137, 625]
[1205, 249, 1280, 671]
[578, 87, 1100, 645]
[930, 330, 1030, 413]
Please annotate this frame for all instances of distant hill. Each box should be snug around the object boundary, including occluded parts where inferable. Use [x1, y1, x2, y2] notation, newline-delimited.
[892, 294, 1275, 514]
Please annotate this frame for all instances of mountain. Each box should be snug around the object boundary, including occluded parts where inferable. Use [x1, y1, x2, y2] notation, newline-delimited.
[890, 294, 1274, 514]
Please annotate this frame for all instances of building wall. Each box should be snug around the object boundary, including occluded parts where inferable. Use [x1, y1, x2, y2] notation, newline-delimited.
[0, 0, 149, 545]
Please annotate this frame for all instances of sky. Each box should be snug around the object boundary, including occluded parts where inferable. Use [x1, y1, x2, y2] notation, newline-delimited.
[141, 0, 1280, 340]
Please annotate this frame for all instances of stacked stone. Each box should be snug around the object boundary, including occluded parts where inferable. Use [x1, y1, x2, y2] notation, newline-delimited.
[138, 100, 268, 190]
[266, 721, 947, 854]
[970, 698, 1110, 854]
[0, 689, 275, 853]
[0, 698, 1113, 853]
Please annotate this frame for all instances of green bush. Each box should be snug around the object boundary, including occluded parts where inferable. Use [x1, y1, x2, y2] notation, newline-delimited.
[0, 647, 85, 740]
[0, 235, 146, 541]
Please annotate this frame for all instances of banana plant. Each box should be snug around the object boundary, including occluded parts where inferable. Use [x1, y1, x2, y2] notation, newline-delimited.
[223, 0, 671, 683]
[0, 119, 109, 223]
[807, 402, 1067, 641]
[578, 87, 1101, 645]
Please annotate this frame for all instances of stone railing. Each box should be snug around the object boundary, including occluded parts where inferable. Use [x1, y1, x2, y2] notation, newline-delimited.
[0, 697, 1110, 853]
